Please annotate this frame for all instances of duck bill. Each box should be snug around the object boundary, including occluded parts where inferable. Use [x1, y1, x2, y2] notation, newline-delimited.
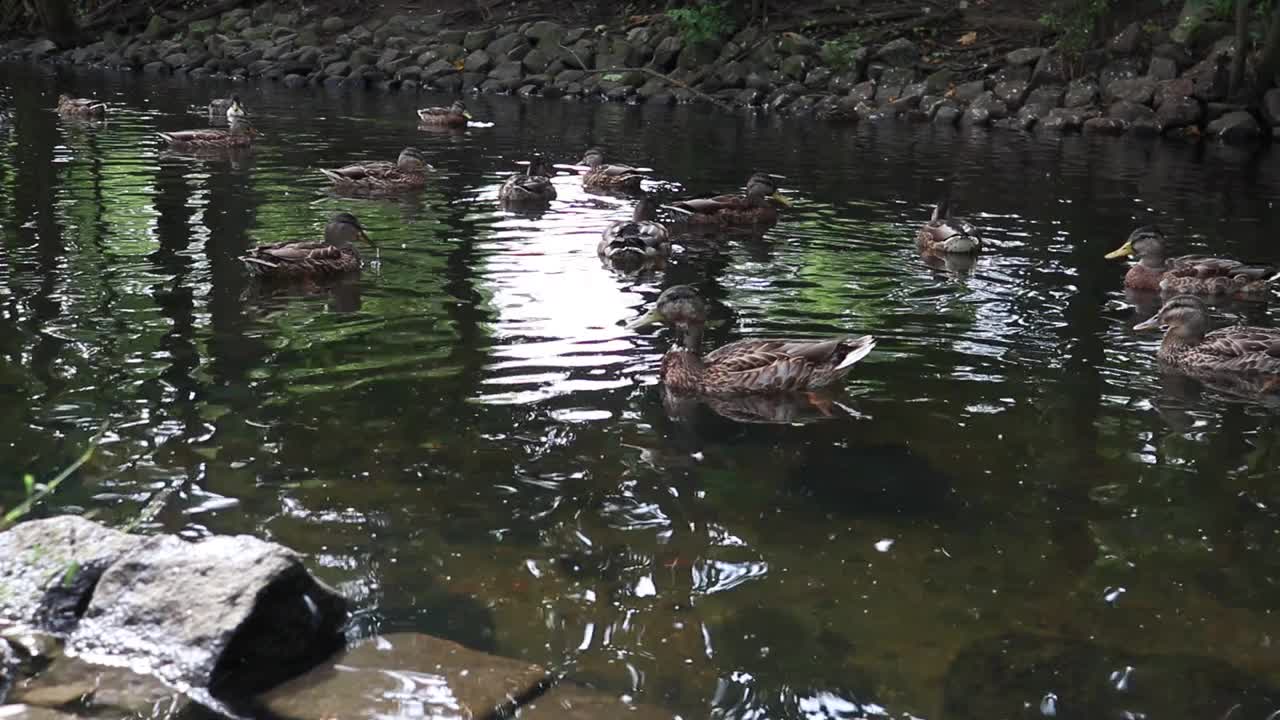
[1133, 316, 1163, 331]
[771, 192, 792, 207]
[1105, 240, 1134, 260]
[626, 308, 664, 329]
[463, 111, 473, 120]
[357, 227, 376, 248]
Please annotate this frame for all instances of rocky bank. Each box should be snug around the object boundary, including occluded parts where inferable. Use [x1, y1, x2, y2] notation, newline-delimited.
[2, 2, 1280, 144]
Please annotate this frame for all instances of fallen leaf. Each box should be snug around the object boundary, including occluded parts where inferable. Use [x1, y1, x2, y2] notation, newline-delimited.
[452, 59, 465, 70]
[958, 31, 978, 46]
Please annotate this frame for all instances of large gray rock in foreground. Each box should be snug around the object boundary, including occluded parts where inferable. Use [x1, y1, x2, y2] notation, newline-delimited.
[67, 532, 347, 695]
[258, 633, 550, 719]
[0, 517, 143, 630]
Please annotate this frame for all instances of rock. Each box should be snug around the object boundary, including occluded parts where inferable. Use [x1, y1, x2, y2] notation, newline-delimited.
[1041, 106, 1097, 132]
[876, 37, 918, 67]
[1099, 58, 1144, 89]
[1064, 78, 1099, 108]
[517, 682, 676, 719]
[1262, 88, 1280, 126]
[651, 36, 682, 72]
[525, 21, 564, 47]
[804, 66, 833, 90]
[323, 60, 350, 77]
[1005, 47, 1045, 67]
[1026, 85, 1064, 110]
[464, 49, 493, 74]
[1207, 110, 1261, 142]
[283, 73, 308, 88]
[141, 14, 167, 40]
[188, 18, 217, 39]
[994, 80, 1029, 110]
[463, 29, 495, 51]
[1155, 94, 1202, 130]
[677, 42, 717, 70]
[1105, 76, 1157, 105]
[0, 707, 82, 719]
[1108, 21, 1147, 56]
[1149, 56, 1178, 82]
[953, 79, 986, 103]
[924, 68, 955, 95]
[636, 78, 667, 99]
[944, 633, 1280, 720]
[489, 60, 525, 89]
[1156, 77, 1194, 106]
[779, 32, 817, 55]
[0, 517, 143, 630]
[488, 32, 529, 60]
[970, 91, 1008, 119]
[66, 532, 347, 694]
[163, 53, 189, 68]
[780, 54, 808, 81]
[1031, 50, 1067, 87]
[1, 639, 15, 702]
[1153, 41, 1195, 70]
[849, 80, 876, 103]
[522, 48, 552, 73]
[320, 16, 345, 33]
[1109, 100, 1156, 125]
[934, 103, 962, 126]
[736, 88, 763, 106]
[1185, 55, 1231, 102]
[1084, 116, 1129, 134]
[257, 634, 550, 720]
[994, 63, 1032, 85]
[433, 73, 463, 93]
[9, 655, 187, 716]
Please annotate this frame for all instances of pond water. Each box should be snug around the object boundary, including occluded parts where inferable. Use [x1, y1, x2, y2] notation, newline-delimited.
[3, 63, 1280, 719]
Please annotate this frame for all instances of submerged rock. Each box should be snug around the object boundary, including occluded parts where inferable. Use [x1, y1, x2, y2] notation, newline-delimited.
[1207, 111, 1261, 143]
[8, 654, 187, 717]
[67, 532, 347, 695]
[256, 633, 551, 719]
[517, 682, 678, 719]
[0, 639, 15, 703]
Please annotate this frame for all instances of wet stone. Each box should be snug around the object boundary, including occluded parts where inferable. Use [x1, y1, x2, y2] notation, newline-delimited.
[8, 655, 187, 716]
[257, 634, 551, 720]
[1064, 79, 1099, 108]
[1207, 110, 1262, 143]
[1005, 47, 1045, 67]
[516, 682, 676, 719]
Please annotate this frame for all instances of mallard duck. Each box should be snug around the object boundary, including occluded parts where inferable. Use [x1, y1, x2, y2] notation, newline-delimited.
[671, 173, 791, 227]
[320, 147, 432, 193]
[417, 100, 471, 127]
[57, 94, 107, 117]
[628, 285, 876, 394]
[579, 148, 645, 193]
[598, 195, 669, 266]
[917, 199, 981, 254]
[209, 95, 247, 121]
[1106, 226, 1278, 297]
[239, 212, 373, 279]
[1134, 294, 1280, 395]
[159, 118, 257, 148]
[498, 154, 557, 205]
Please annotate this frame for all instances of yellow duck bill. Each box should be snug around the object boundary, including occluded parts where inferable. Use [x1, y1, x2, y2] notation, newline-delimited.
[1105, 240, 1134, 259]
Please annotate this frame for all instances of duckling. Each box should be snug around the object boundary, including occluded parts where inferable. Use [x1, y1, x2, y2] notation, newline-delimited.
[1106, 226, 1278, 298]
[320, 147, 433, 193]
[417, 100, 471, 127]
[57, 94, 107, 117]
[579, 147, 646, 193]
[1134, 294, 1280, 396]
[240, 212, 374, 279]
[917, 198, 981, 254]
[628, 285, 876, 394]
[159, 118, 257, 148]
[598, 195, 669, 267]
[498, 154, 557, 205]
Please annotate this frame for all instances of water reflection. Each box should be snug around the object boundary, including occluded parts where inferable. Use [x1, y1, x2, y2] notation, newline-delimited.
[2, 63, 1280, 719]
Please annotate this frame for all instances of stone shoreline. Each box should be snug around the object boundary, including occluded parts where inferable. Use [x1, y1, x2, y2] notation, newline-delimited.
[3, 4, 1280, 143]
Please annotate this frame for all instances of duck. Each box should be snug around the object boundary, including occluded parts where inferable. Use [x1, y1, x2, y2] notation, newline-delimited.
[417, 100, 471, 127]
[498, 154, 557, 205]
[671, 173, 791, 228]
[208, 95, 247, 121]
[239, 212, 373, 280]
[1134, 294, 1280, 396]
[627, 285, 876, 394]
[917, 198, 981, 254]
[579, 147, 645, 193]
[598, 195, 669, 267]
[1106, 226, 1278, 298]
[159, 118, 257, 148]
[320, 147, 432, 193]
[57, 94, 107, 117]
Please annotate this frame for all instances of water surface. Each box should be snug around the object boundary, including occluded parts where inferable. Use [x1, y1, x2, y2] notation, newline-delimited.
[3, 63, 1280, 718]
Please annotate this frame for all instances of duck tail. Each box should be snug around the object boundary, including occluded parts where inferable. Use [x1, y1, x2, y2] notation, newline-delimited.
[1269, 269, 1280, 284]
[835, 336, 877, 370]
[239, 255, 279, 273]
[319, 169, 345, 184]
[158, 132, 174, 144]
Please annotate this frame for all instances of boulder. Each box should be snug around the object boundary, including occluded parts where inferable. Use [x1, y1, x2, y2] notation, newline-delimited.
[1041, 106, 1097, 132]
[780, 54, 808, 81]
[1026, 85, 1064, 110]
[464, 49, 493, 74]
[934, 102, 962, 126]
[487, 32, 528, 60]
[677, 42, 716, 70]
[876, 37, 918, 67]
[66, 532, 347, 694]
[1, 638, 16, 702]
[1262, 88, 1280, 126]
[1148, 56, 1178, 82]
[320, 16, 345, 33]
[1064, 78, 1099, 108]
[1207, 110, 1261, 142]
[489, 60, 525, 89]
[994, 80, 1029, 110]
[1155, 95, 1203, 131]
[7, 654, 187, 717]
[463, 29, 495, 51]
[779, 32, 817, 55]
[952, 79, 986, 103]
[970, 91, 1008, 119]
[1108, 21, 1147, 56]
[651, 36, 682, 72]
[524, 21, 565, 47]
[924, 68, 954, 95]
[1083, 116, 1129, 134]
[1031, 50, 1066, 87]
[1185, 55, 1231, 102]
[1105, 76, 1157, 105]
[1108, 100, 1157, 125]
[1099, 58, 1144, 88]
[1005, 47, 1045, 67]
[0, 517, 143, 630]
[522, 48, 552, 73]
[850, 81, 876, 103]
[804, 66, 833, 90]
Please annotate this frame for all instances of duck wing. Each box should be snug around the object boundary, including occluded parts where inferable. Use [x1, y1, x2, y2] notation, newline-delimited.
[160, 128, 229, 144]
[321, 161, 397, 182]
[1197, 327, 1280, 374]
[502, 174, 556, 200]
[702, 336, 876, 391]
[244, 240, 343, 266]
[1167, 255, 1276, 280]
[673, 193, 745, 214]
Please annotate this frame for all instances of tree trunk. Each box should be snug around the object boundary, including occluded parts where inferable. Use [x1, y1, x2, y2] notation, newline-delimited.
[1229, 0, 1250, 97]
[1259, 2, 1280, 90]
[32, 0, 79, 46]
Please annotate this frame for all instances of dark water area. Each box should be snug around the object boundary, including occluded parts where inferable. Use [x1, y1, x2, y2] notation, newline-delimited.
[3, 62, 1280, 718]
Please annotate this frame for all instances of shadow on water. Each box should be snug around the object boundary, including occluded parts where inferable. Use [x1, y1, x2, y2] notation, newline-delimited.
[3, 62, 1280, 717]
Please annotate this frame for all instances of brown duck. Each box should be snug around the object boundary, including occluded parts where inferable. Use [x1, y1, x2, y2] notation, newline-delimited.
[57, 94, 107, 117]
[417, 100, 471, 127]
[628, 285, 876, 394]
[598, 195, 669, 267]
[498, 154, 557, 205]
[1134, 294, 1280, 396]
[917, 198, 981, 255]
[160, 118, 257, 148]
[320, 147, 433, 193]
[240, 212, 373, 279]
[671, 173, 791, 228]
[579, 148, 645, 193]
[1106, 226, 1278, 298]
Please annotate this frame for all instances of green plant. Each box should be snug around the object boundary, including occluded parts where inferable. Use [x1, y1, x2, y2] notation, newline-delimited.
[820, 32, 864, 72]
[1, 421, 108, 531]
[1039, 0, 1113, 56]
[667, 3, 736, 46]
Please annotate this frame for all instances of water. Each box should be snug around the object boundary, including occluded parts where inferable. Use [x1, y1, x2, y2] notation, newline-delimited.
[3, 63, 1280, 718]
